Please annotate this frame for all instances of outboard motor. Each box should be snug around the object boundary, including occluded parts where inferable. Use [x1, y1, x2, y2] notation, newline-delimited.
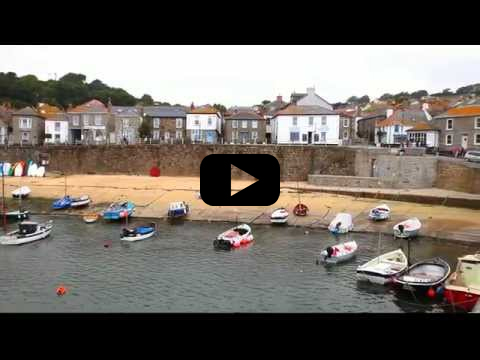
[326, 246, 334, 258]
[398, 224, 405, 234]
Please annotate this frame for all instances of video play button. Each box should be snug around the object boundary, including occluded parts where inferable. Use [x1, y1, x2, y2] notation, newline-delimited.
[200, 154, 280, 206]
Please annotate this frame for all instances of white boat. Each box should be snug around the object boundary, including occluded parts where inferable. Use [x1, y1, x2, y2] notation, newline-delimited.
[393, 217, 421, 238]
[356, 248, 408, 285]
[214, 224, 254, 250]
[28, 163, 38, 177]
[120, 223, 156, 242]
[12, 186, 31, 198]
[328, 213, 353, 234]
[0, 220, 53, 245]
[2, 162, 11, 176]
[35, 166, 45, 177]
[319, 240, 358, 264]
[270, 208, 288, 224]
[70, 195, 91, 208]
[368, 204, 391, 221]
[14, 163, 23, 177]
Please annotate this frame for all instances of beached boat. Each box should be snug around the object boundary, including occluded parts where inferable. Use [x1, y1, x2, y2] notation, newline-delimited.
[357, 248, 408, 285]
[393, 218, 421, 238]
[328, 213, 354, 234]
[318, 240, 358, 264]
[102, 201, 135, 220]
[368, 204, 391, 221]
[293, 203, 308, 216]
[52, 196, 72, 210]
[444, 253, 480, 312]
[213, 224, 254, 250]
[12, 186, 31, 198]
[167, 201, 189, 219]
[83, 213, 99, 223]
[0, 209, 30, 222]
[0, 220, 53, 245]
[393, 257, 451, 293]
[120, 223, 156, 242]
[70, 195, 91, 208]
[270, 208, 289, 224]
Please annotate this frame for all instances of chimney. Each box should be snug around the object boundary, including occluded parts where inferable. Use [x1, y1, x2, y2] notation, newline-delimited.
[307, 87, 315, 95]
[386, 108, 394, 118]
[276, 95, 283, 103]
[190, 102, 195, 110]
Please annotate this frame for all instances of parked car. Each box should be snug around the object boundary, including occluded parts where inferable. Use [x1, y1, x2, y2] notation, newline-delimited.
[439, 145, 465, 158]
[464, 150, 480, 163]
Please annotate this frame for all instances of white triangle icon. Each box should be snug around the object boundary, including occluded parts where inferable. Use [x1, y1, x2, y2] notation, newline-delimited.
[231, 164, 258, 196]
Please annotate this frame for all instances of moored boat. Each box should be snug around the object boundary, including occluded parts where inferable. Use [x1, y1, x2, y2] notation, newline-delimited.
[83, 213, 99, 223]
[393, 218, 421, 239]
[167, 201, 189, 219]
[52, 196, 72, 210]
[444, 253, 480, 312]
[293, 203, 308, 216]
[12, 186, 31, 198]
[70, 195, 91, 208]
[213, 224, 253, 250]
[368, 204, 391, 221]
[120, 223, 156, 242]
[102, 201, 135, 220]
[328, 213, 353, 234]
[0, 209, 30, 222]
[356, 248, 408, 285]
[0, 220, 53, 245]
[270, 208, 288, 224]
[318, 240, 358, 264]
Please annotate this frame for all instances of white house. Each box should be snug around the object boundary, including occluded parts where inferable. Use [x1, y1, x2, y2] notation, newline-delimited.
[271, 104, 340, 145]
[44, 113, 69, 144]
[375, 109, 431, 146]
[406, 122, 440, 147]
[186, 105, 222, 143]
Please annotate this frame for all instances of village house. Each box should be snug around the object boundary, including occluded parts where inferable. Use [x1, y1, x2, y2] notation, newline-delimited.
[271, 104, 340, 145]
[186, 105, 222, 144]
[110, 106, 142, 144]
[224, 110, 266, 144]
[335, 108, 357, 145]
[67, 99, 110, 145]
[405, 122, 440, 148]
[143, 106, 186, 143]
[356, 111, 387, 144]
[11, 106, 45, 145]
[38, 103, 69, 144]
[432, 105, 480, 150]
[0, 105, 13, 145]
[264, 95, 288, 144]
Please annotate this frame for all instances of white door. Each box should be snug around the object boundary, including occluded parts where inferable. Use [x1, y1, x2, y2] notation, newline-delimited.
[462, 135, 468, 149]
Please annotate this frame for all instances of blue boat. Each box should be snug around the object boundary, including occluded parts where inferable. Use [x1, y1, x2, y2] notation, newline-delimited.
[52, 196, 72, 210]
[167, 201, 189, 219]
[102, 201, 135, 220]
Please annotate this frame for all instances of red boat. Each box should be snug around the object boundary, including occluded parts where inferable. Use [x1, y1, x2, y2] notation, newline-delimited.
[293, 203, 309, 216]
[444, 253, 480, 312]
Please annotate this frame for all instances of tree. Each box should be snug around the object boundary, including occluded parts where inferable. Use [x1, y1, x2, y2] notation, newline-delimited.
[358, 95, 370, 104]
[139, 94, 154, 106]
[379, 93, 393, 101]
[411, 90, 428, 99]
[347, 96, 359, 104]
[261, 100, 271, 105]
[442, 88, 453, 96]
[138, 119, 152, 139]
[213, 103, 227, 114]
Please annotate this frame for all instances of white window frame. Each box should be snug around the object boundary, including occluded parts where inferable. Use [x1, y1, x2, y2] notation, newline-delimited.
[72, 115, 80, 126]
[153, 118, 160, 129]
[320, 132, 326, 142]
[83, 115, 90, 126]
[308, 117, 314, 126]
[292, 117, 298, 126]
[394, 125, 400, 133]
[343, 118, 349, 127]
[176, 118, 183, 129]
[314, 133, 319, 142]
[176, 130, 183, 139]
[194, 116, 200, 126]
[475, 133, 480, 145]
[54, 122, 61, 132]
[19, 117, 32, 129]
[343, 130, 349, 139]
[242, 120, 248, 129]
[164, 132, 170, 140]
[122, 118, 129, 127]
[208, 117, 213, 126]
[232, 120, 237, 128]
[321, 116, 327, 126]
[475, 117, 480, 129]
[302, 133, 307, 142]
[446, 134, 453, 145]
[94, 115, 102, 126]
[251, 131, 258, 141]
[446, 118, 454, 130]
[252, 120, 258, 129]
[153, 130, 160, 140]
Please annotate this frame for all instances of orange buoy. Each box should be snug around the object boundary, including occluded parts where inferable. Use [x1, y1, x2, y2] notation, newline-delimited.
[56, 286, 67, 296]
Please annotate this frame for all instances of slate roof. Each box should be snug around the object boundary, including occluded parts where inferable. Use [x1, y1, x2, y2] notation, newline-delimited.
[143, 106, 186, 117]
[273, 104, 337, 117]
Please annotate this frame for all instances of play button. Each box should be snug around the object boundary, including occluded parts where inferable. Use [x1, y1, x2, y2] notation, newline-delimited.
[200, 154, 280, 206]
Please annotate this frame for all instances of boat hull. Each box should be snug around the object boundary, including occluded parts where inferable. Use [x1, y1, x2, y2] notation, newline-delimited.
[121, 231, 156, 242]
[270, 217, 288, 224]
[356, 271, 397, 285]
[0, 228, 52, 245]
[444, 289, 480, 312]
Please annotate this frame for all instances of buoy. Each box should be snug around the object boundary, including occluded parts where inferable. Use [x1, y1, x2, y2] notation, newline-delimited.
[436, 286, 444, 296]
[56, 286, 67, 296]
[149, 166, 160, 177]
[427, 287, 436, 298]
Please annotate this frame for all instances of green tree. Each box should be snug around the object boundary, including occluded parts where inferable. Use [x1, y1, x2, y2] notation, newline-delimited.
[138, 119, 152, 139]
[139, 94, 154, 106]
[213, 103, 227, 114]
[379, 93, 393, 101]
[358, 95, 370, 104]
[411, 90, 428, 99]
[347, 96, 359, 103]
[261, 100, 271, 105]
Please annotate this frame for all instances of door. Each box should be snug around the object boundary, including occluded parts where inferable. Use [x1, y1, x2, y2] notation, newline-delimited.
[308, 132, 313, 144]
[462, 135, 468, 149]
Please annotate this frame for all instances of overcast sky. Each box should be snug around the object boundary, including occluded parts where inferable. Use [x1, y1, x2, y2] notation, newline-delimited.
[1, 45, 480, 106]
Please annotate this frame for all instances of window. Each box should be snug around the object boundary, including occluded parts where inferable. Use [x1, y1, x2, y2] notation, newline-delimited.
[83, 115, 90, 126]
[409, 132, 426, 144]
[72, 115, 80, 126]
[290, 132, 300, 142]
[21, 132, 30, 142]
[394, 125, 400, 133]
[252, 120, 258, 129]
[194, 116, 200, 126]
[153, 118, 160, 128]
[176, 130, 183, 139]
[55, 122, 61, 132]
[343, 130, 348, 139]
[19, 118, 32, 129]
[242, 120, 248, 128]
[475, 133, 480, 145]
[122, 118, 129, 127]
[164, 132, 170, 140]
[321, 132, 326, 142]
[94, 115, 102, 126]
[54, 134, 60, 142]
[292, 117, 297, 126]
[153, 130, 160, 140]
[302, 134, 307, 142]
[343, 118, 349, 127]
[321, 116, 327, 126]
[446, 118, 453, 130]
[232, 120, 237, 128]
[251, 131, 258, 141]
[176, 118, 183, 129]
[314, 134, 319, 142]
[309, 117, 314, 126]
[446, 134, 453, 145]
[208, 117, 213, 126]
[475, 117, 480, 129]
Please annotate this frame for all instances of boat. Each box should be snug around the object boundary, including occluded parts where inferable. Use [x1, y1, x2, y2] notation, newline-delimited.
[357, 248, 408, 285]
[14, 162, 24, 177]
[70, 195, 91, 208]
[167, 201, 189, 219]
[0, 209, 30, 222]
[35, 166, 45, 177]
[213, 224, 254, 250]
[444, 253, 480, 312]
[328, 213, 354, 234]
[2, 162, 11, 176]
[393, 218, 421, 238]
[293, 203, 309, 216]
[83, 213, 99, 223]
[28, 163, 38, 177]
[12, 186, 31, 198]
[368, 204, 391, 221]
[0, 220, 53, 245]
[102, 201, 135, 220]
[120, 223, 157, 242]
[393, 257, 451, 293]
[270, 208, 289, 224]
[52, 196, 72, 210]
[318, 240, 358, 264]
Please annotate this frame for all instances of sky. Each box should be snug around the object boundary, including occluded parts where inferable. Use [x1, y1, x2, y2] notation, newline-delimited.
[1, 45, 480, 107]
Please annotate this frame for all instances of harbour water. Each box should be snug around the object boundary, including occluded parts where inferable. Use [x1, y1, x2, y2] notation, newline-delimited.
[0, 215, 478, 313]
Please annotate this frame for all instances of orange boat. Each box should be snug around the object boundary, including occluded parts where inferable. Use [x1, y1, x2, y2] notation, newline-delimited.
[293, 203, 309, 216]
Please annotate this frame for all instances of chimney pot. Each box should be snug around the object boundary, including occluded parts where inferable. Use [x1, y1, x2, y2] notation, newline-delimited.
[276, 95, 282, 103]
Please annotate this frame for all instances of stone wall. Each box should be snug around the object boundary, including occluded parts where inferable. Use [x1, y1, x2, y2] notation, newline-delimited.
[435, 159, 480, 193]
[308, 174, 393, 188]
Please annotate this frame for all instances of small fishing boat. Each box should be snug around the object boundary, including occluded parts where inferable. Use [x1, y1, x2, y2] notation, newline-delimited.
[368, 204, 391, 221]
[167, 201, 189, 219]
[213, 224, 254, 250]
[102, 201, 135, 220]
[328, 213, 353, 234]
[444, 253, 480, 312]
[12, 186, 31, 198]
[270, 208, 289, 224]
[70, 195, 91, 208]
[293, 203, 308, 216]
[356, 248, 408, 285]
[14, 162, 24, 177]
[52, 196, 72, 210]
[83, 213, 99, 223]
[318, 240, 358, 264]
[393, 218, 421, 238]
[393, 257, 451, 293]
[120, 223, 157, 242]
[0, 220, 53, 245]
[0, 209, 30, 222]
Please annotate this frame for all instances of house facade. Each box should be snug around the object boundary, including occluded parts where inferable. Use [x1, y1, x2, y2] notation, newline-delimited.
[335, 109, 356, 145]
[67, 99, 110, 145]
[0, 105, 13, 145]
[271, 104, 340, 145]
[224, 111, 266, 144]
[406, 122, 440, 148]
[264, 95, 287, 144]
[44, 113, 69, 144]
[111, 106, 142, 144]
[432, 106, 480, 150]
[186, 105, 222, 144]
[143, 106, 186, 143]
[11, 107, 45, 145]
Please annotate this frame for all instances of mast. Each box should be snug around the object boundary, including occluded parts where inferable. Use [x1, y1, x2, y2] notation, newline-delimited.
[2, 169, 6, 233]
